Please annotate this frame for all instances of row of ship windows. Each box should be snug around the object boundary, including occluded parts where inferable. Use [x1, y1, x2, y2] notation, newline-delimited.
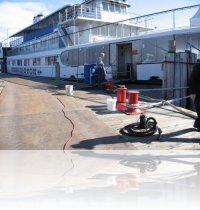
[102, 2, 127, 14]
[7, 56, 58, 66]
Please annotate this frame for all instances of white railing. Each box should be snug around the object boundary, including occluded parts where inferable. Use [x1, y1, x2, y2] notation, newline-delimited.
[59, 5, 101, 23]
[63, 4, 200, 46]
[5, 4, 200, 56]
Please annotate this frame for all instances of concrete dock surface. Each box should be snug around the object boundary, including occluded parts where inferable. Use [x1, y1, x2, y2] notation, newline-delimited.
[0, 74, 200, 150]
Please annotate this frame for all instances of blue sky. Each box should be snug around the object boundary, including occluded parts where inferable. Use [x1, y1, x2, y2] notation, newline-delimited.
[2, 0, 199, 14]
[3, 0, 199, 12]
[0, 0, 200, 41]
[132, 0, 200, 15]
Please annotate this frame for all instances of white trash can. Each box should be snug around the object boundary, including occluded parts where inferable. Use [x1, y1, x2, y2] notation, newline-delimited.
[106, 98, 116, 111]
[65, 85, 73, 96]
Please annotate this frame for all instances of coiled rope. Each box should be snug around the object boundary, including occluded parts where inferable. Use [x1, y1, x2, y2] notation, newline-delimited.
[120, 114, 162, 140]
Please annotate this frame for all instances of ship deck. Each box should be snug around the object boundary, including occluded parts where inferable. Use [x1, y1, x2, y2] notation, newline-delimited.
[0, 74, 199, 150]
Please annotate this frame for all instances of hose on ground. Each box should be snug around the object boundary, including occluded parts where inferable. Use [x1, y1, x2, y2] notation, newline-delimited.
[120, 114, 162, 140]
[57, 97, 75, 150]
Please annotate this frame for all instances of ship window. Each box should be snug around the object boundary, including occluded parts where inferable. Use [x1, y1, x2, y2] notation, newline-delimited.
[50, 36, 58, 45]
[91, 3, 95, 12]
[12, 60, 16, 66]
[142, 36, 171, 63]
[121, 6, 127, 14]
[96, 45, 109, 66]
[100, 25, 106, 36]
[17, 60, 22, 66]
[72, 49, 79, 66]
[109, 24, 116, 37]
[92, 27, 100, 36]
[45, 56, 57, 65]
[60, 51, 69, 65]
[40, 40, 47, 48]
[33, 58, 41, 66]
[102, 2, 108, 11]
[63, 44, 109, 67]
[78, 48, 85, 66]
[68, 51, 73, 66]
[115, 4, 121, 13]
[110, 3, 115, 12]
[24, 59, 30, 66]
[67, 49, 79, 66]
[86, 7, 90, 12]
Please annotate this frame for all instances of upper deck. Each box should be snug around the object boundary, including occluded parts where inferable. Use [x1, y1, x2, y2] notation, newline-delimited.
[3, 2, 200, 58]
[59, 0, 130, 24]
[8, 0, 132, 47]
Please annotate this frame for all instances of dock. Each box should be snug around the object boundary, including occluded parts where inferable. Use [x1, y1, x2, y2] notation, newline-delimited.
[0, 74, 199, 150]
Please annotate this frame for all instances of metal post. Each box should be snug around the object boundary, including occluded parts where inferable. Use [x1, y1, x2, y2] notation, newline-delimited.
[96, 4, 98, 19]
[59, 12, 61, 23]
[74, 5, 76, 46]
[89, 25, 92, 42]
[145, 17, 147, 29]
[173, 11, 175, 29]
[81, 4, 83, 17]
[66, 8, 68, 20]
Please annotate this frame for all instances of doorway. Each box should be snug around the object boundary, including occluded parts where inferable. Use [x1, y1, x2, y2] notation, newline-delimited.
[117, 43, 132, 79]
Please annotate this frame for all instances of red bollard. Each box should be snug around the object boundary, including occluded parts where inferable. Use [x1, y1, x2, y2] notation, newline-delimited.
[106, 80, 114, 92]
[117, 86, 127, 103]
[128, 90, 139, 105]
[116, 86, 127, 111]
[126, 90, 143, 114]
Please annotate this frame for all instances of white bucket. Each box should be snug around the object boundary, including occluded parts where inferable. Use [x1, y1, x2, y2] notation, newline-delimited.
[65, 85, 73, 96]
[107, 98, 116, 111]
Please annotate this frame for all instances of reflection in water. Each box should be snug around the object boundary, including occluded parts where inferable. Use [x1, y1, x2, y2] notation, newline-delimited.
[0, 150, 200, 210]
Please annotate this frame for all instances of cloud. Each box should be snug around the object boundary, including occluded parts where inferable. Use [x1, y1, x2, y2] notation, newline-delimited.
[0, 1, 51, 42]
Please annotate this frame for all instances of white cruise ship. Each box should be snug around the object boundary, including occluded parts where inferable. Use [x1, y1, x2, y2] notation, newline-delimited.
[1, 0, 200, 82]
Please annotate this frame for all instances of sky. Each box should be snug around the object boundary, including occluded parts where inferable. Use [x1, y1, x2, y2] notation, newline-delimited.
[0, 0, 200, 42]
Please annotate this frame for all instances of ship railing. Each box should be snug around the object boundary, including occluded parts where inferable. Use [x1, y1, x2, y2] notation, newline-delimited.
[59, 5, 101, 23]
[128, 4, 200, 31]
[60, 4, 200, 46]
[6, 4, 200, 56]
[8, 37, 61, 56]
[75, 6, 101, 19]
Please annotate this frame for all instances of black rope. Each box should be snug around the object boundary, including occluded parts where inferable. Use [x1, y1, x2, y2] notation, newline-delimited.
[120, 114, 162, 140]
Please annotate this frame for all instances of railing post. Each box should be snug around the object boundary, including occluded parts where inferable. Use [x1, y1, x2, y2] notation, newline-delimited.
[74, 5, 76, 46]
[145, 17, 147, 29]
[173, 11, 176, 29]
[59, 12, 61, 23]
[89, 25, 92, 42]
[66, 8, 68, 20]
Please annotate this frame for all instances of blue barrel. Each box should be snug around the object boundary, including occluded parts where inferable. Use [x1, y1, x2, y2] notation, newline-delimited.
[84, 64, 96, 84]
